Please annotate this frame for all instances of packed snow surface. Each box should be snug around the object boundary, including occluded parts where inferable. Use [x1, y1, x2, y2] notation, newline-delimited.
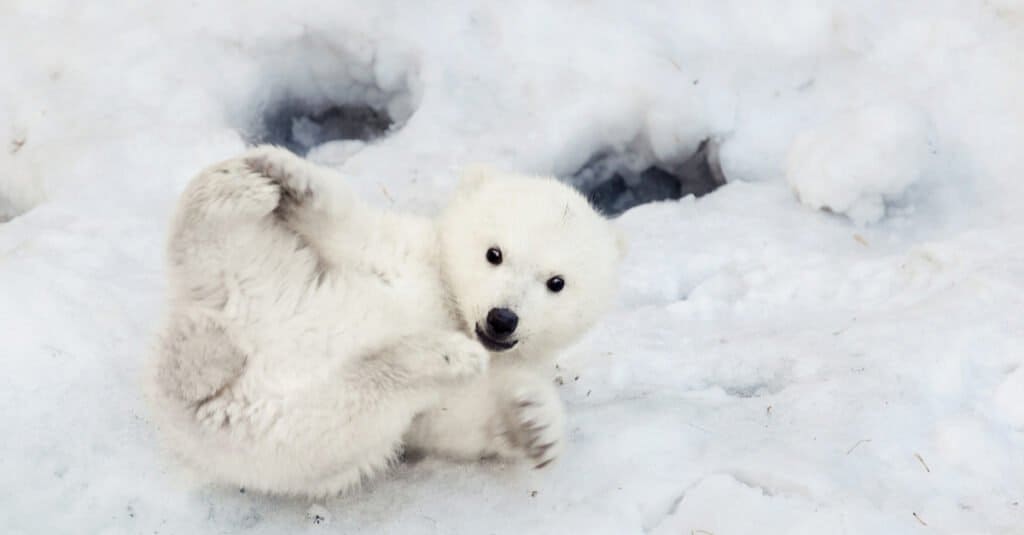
[2, 1, 1023, 534]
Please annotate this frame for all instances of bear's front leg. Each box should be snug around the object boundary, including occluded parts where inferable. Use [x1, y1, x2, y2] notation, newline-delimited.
[354, 331, 491, 390]
[404, 369, 565, 469]
[154, 314, 246, 406]
[493, 380, 565, 468]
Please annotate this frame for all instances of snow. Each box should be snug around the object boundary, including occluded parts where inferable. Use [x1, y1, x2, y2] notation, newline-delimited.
[2, 1, 1023, 534]
[786, 104, 932, 225]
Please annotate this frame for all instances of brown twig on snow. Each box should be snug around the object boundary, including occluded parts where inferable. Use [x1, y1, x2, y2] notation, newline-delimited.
[378, 183, 395, 204]
[914, 453, 931, 473]
[846, 439, 872, 455]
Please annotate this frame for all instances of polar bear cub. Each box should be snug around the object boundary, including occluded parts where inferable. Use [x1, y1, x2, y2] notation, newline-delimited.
[149, 146, 622, 497]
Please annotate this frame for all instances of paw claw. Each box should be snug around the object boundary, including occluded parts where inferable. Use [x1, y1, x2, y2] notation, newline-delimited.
[196, 397, 232, 430]
[531, 441, 556, 456]
[501, 388, 564, 466]
[242, 147, 318, 211]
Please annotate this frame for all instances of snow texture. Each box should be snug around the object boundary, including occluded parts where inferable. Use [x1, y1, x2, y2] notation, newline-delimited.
[2, 1, 1023, 534]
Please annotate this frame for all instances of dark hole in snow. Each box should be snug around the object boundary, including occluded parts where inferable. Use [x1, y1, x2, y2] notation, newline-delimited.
[247, 102, 394, 156]
[570, 138, 726, 216]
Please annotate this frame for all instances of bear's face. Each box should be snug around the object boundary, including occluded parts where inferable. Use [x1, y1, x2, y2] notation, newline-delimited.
[439, 169, 624, 358]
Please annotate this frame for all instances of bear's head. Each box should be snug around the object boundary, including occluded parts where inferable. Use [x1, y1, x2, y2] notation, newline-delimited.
[439, 166, 625, 360]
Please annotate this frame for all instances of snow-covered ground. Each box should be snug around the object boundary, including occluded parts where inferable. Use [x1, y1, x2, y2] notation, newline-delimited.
[3, 1, 1023, 533]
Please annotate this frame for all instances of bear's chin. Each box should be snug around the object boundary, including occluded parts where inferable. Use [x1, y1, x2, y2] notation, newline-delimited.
[474, 323, 518, 352]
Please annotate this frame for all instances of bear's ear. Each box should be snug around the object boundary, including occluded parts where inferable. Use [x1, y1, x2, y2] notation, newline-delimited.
[457, 164, 494, 194]
[613, 225, 628, 260]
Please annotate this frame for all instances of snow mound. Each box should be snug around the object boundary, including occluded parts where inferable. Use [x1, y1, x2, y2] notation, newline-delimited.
[786, 105, 932, 225]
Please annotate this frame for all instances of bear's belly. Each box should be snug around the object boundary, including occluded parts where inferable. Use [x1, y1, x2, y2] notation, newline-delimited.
[229, 260, 452, 390]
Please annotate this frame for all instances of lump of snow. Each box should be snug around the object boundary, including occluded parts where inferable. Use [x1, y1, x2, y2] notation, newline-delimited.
[306, 139, 368, 167]
[786, 105, 931, 225]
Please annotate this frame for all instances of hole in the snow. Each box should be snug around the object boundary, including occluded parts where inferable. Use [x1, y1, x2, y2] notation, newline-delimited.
[232, 33, 418, 158]
[247, 102, 394, 156]
[569, 138, 726, 216]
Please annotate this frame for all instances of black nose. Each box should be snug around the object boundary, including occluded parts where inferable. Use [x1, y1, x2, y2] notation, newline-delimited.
[486, 308, 519, 337]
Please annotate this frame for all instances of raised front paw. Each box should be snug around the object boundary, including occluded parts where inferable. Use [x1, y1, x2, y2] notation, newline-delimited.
[499, 387, 565, 468]
[243, 146, 316, 212]
[435, 332, 490, 381]
[242, 145, 352, 228]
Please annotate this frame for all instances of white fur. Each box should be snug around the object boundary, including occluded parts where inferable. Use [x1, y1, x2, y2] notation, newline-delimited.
[148, 146, 622, 497]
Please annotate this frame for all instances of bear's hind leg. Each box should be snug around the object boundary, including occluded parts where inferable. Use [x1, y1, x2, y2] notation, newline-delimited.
[242, 146, 359, 267]
[154, 314, 246, 408]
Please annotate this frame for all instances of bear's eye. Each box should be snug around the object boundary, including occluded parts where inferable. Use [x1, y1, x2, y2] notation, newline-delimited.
[546, 276, 565, 293]
[486, 247, 503, 265]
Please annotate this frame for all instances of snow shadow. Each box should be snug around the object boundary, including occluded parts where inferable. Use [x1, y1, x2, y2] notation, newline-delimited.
[570, 139, 726, 216]
[248, 102, 394, 156]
